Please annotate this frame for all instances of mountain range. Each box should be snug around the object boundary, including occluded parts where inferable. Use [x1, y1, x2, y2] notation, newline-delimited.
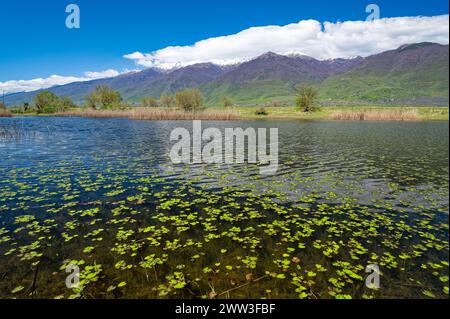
[4, 42, 449, 107]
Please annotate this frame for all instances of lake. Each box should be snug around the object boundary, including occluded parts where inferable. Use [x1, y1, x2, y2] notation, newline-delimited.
[0, 117, 448, 299]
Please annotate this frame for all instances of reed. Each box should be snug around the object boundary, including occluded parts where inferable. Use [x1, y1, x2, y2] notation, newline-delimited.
[0, 123, 23, 140]
[0, 109, 12, 118]
[330, 109, 419, 121]
[56, 108, 241, 121]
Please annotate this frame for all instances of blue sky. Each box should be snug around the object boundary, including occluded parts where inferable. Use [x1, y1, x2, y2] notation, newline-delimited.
[0, 0, 448, 86]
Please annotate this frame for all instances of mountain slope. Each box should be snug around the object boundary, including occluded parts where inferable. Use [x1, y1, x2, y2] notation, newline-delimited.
[130, 63, 228, 100]
[320, 42, 449, 104]
[3, 42, 449, 106]
[3, 68, 163, 105]
[4, 64, 228, 105]
[202, 52, 364, 105]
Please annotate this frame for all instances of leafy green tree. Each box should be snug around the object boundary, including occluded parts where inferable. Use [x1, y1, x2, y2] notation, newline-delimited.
[59, 97, 76, 109]
[175, 89, 204, 112]
[84, 85, 123, 110]
[34, 91, 59, 112]
[33, 91, 74, 113]
[295, 85, 319, 112]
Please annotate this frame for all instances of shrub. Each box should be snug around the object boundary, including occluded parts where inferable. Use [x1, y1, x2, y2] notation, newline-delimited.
[175, 89, 204, 112]
[222, 97, 233, 108]
[141, 97, 159, 108]
[160, 94, 175, 108]
[255, 107, 268, 116]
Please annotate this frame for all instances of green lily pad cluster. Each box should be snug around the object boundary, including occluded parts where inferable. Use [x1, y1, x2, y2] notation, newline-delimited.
[0, 119, 448, 299]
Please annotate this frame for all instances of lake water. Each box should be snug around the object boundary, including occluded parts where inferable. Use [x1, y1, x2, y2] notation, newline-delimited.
[0, 117, 448, 299]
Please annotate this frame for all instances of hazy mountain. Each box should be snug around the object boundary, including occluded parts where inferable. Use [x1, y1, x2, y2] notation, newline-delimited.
[4, 42, 449, 106]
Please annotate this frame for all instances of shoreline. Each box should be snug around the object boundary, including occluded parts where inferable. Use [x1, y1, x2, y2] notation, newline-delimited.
[8, 106, 449, 121]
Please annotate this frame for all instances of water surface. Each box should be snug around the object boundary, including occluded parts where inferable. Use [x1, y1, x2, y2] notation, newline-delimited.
[0, 117, 448, 299]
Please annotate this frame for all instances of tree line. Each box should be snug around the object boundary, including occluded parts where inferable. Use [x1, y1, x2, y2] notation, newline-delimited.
[10, 83, 319, 114]
[12, 86, 209, 114]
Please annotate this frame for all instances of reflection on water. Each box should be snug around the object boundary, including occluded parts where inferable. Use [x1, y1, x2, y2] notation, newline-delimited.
[0, 117, 448, 299]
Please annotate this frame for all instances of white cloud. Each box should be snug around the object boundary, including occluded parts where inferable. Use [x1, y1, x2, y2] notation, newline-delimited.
[124, 15, 449, 69]
[83, 69, 120, 79]
[123, 52, 146, 60]
[0, 69, 120, 95]
[2, 15, 448, 95]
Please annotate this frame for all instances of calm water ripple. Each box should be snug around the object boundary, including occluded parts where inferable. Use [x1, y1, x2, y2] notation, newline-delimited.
[0, 117, 448, 299]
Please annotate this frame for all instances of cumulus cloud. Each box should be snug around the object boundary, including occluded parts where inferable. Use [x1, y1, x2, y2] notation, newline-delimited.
[124, 15, 449, 69]
[2, 15, 448, 95]
[83, 69, 120, 79]
[0, 69, 120, 95]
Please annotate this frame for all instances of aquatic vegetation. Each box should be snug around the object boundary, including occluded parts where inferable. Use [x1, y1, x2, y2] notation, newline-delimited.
[0, 118, 448, 299]
[11, 286, 25, 294]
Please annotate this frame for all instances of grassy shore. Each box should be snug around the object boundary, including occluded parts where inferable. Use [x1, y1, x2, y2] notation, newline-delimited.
[11, 106, 449, 121]
[238, 106, 449, 121]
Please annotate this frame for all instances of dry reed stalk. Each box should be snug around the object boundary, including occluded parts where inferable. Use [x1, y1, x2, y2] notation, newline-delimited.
[56, 108, 241, 121]
[330, 109, 419, 121]
[0, 109, 12, 118]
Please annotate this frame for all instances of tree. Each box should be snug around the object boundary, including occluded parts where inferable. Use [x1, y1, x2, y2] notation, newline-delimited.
[222, 97, 233, 108]
[34, 91, 59, 112]
[34, 91, 75, 113]
[59, 96, 76, 109]
[84, 85, 123, 110]
[175, 89, 204, 112]
[0, 101, 6, 110]
[160, 94, 175, 108]
[295, 86, 318, 112]
[33, 91, 74, 113]
[141, 97, 159, 108]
